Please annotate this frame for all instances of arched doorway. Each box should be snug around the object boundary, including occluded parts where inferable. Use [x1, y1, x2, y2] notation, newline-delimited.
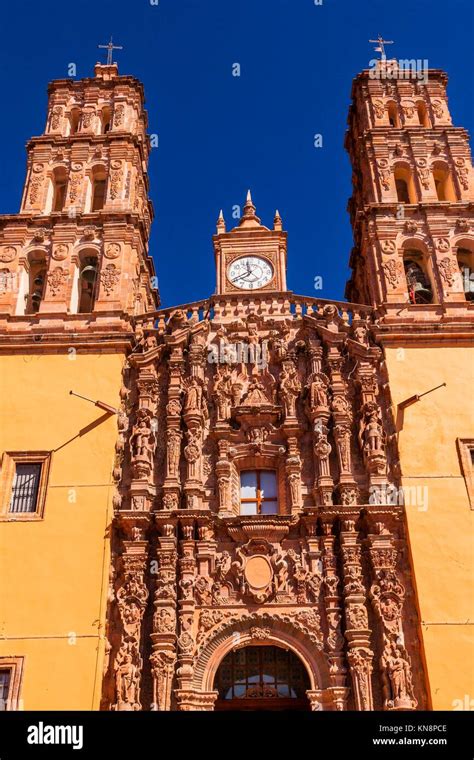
[214, 645, 311, 711]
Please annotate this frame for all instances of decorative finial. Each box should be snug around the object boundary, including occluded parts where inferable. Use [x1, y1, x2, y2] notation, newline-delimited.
[238, 189, 261, 227]
[216, 209, 226, 233]
[98, 36, 123, 66]
[242, 189, 256, 218]
[369, 34, 394, 61]
[273, 209, 282, 231]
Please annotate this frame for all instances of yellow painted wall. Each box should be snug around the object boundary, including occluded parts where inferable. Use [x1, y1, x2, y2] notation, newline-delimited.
[384, 345, 474, 710]
[0, 352, 124, 709]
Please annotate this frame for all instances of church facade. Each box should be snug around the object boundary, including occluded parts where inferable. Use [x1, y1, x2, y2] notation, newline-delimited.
[0, 58, 472, 712]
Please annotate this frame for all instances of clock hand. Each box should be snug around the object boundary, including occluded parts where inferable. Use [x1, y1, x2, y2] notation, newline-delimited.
[230, 271, 252, 284]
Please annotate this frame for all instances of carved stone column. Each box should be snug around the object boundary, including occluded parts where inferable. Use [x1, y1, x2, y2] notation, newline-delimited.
[368, 524, 418, 711]
[182, 375, 207, 509]
[150, 517, 178, 710]
[215, 439, 232, 516]
[320, 520, 348, 709]
[176, 518, 197, 695]
[285, 436, 303, 514]
[162, 347, 184, 510]
[327, 340, 358, 506]
[356, 363, 388, 490]
[112, 520, 150, 711]
[340, 520, 374, 710]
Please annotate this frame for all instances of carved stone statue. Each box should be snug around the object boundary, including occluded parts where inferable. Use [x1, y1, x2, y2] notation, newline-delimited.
[166, 429, 181, 477]
[115, 647, 140, 708]
[360, 402, 385, 454]
[309, 374, 329, 410]
[130, 410, 156, 463]
[184, 377, 202, 414]
[279, 365, 301, 417]
[381, 642, 417, 708]
[214, 370, 233, 421]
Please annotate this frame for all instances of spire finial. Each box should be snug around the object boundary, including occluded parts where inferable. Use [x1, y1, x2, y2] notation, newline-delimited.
[242, 189, 256, 218]
[273, 209, 282, 231]
[216, 209, 226, 233]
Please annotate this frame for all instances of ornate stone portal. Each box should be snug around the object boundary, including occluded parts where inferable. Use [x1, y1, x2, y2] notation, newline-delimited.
[102, 199, 427, 710]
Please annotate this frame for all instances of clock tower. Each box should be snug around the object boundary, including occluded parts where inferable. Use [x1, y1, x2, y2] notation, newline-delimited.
[213, 190, 288, 294]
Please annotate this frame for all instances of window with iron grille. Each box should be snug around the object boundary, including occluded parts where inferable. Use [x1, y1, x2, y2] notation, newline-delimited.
[9, 463, 42, 513]
[0, 669, 11, 710]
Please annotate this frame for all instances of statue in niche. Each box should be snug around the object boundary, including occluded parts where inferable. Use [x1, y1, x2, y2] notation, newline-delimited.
[115, 647, 139, 707]
[279, 364, 301, 417]
[360, 401, 385, 454]
[130, 410, 156, 462]
[382, 643, 416, 707]
[183, 377, 201, 414]
[166, 429, 181, 477]
[288, 472, 301, 507]
[352, 324, 369, 346]
[214, 369, 233, 421]
[309, 373, 329, 411]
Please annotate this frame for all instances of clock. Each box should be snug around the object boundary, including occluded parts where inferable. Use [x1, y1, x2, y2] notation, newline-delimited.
[227, 256, 274, 290]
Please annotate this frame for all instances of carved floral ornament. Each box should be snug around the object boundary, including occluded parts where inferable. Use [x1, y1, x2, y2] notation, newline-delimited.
[52, 244, 68, 261]
[29, 165, 44, 204]
[47, 266, 68, 295]
[377, 159, 391, 191]
[100, 263, 120, 295]
[401, 100, 415, 119]
[105, 242, 121, 259]
[383, 260, 402, 289]
[438, 256, 457, 286]
[380, 239, 396, 255]
[454, 158, 470, 190]
[0, 246, 17, 263]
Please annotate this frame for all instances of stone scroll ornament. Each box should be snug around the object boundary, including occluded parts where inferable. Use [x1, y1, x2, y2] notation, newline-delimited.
[369, 534, 417, 710]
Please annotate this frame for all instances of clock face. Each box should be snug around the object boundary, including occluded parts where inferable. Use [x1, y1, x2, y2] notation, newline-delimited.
[227, 256, 274, 290]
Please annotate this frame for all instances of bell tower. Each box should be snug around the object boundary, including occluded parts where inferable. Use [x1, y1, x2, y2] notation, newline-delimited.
[345, 60, 473, 318]
[0, 61, 158, 331]
[344, 57, 474, 710]
[213, 191, 288, 295]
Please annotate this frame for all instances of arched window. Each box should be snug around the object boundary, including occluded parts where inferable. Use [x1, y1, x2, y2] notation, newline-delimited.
[394, 166, 416, 204]
[91, 167, 107, 211]
[26, 257, 47, 314]
[457, 247, 474, 302]
[214, 646, 311, 710]
[416, 101, 430, 127]
[69, 109, 80, 135]
[51, 168, 67, 212]
[387, 102, 400, 128]
[404, 256, 433, 304]
[77, 254, 98, 313]
[101, 107, 111, 134]
[240, 470, 278, 515]
[433, 166, 456, 201]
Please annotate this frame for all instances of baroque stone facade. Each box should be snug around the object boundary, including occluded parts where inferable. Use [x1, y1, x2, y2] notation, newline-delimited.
[101, 193, 427, 710]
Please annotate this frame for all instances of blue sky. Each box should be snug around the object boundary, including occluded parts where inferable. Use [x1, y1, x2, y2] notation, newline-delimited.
[0, 0, 472, 307]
